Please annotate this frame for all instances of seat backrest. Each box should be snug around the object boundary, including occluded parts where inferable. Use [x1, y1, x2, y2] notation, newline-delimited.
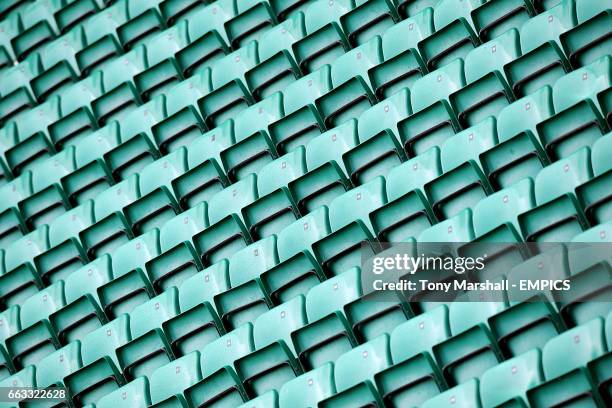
[552, 55, 611, 113]
[253, 295, 307, 354]
[329, 176, 387, 232]
[464, 28, 521, 83]
[382, 8, 434, 60]
[497, 86, 554, 142]
[421, 378, 480, 408]
[306, 120, 358, 174]
[210, 41, 259, 89]
[99, 45, 147, 91]
[138, 148, 188, 196]
[440, 117, 497, 173]
[411, 59, 466, 112]
[164, 70, 212, 117]
[229, 235, 279, 286]
[305, 267, 362, 321]
[208, 174, 258, 224]
[279, 362, 335, 408]
[145, 21, 190, 67]
[334, 334, 392, 392]
[187, 119, 235, 168]
[97, 377, 151, 408]
[283, 65, 332, 114]
[81, 314, 131, 366]
[358, 88, 412, 142]
[386, 147, 442, 201]
[417, 208, 474, 243]
[534, 147, 592, 204]
[36, 341, 82, 388]
[520, 0, 577, 53]
[178, 260, 230, 311]
[257, 146, 307, 196]
[49, 201, 95, 247]
[233, 92, 284, 142]
[111, 229, 161, 278]
[591, 132, 612, 176]
[150, 351, 202, 404]
[258, 11, 306, 61]
[330, 35, 383, 88]
[200, 323, 255, 377]
[160, 202, 209, 252]
[20, 281, 65, 329]
[277, 206, 331, 261]
[433, 0, 484, 30]
[93, 174, 140, 220]
[130, 287, 180, 338]
[5, 226, 49, 272]
[304, 0, 354, 33]
[64, 255, 113, 304]
[31, 147, 77, 193]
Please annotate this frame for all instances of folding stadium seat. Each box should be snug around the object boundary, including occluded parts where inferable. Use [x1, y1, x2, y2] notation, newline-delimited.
[5, 281, 64, 369]
[497, 86, 554, 143]
[398, 74, 463, 158]
[0, 82, 35, 137]
[207, 174, 258, 226]
[319, 335, 391, 407]
[340, 0, 399, 48]
[221, 93, 284, 182]
[134, 22, 190, 101]
[577, 133, 612, 225]
[519, 147, 592, 242]
[0, 306, 20, 348]
[31, 27, 87, 103]
[225, 0, 276, 50]
[152, 71, 212, 154]
[66, 315, 130, 406]
[0, 227, 49, 309]
[54, 0, 100, 34]
[199, 58, 259, 130]
[370, 9, 432, 99]
[538, 57, 612, 160]
[0, 366, 35, 402]
[48, 72, 104, 150]
[329, 176, 387, 233]
[35, 340, 82, 388]
[186, 324, 254, 405]
[343, 90, 411, 185]
[6, 96, 61, 176]
[148, 351, 202, 406]
[278, 362, 334, 407]
[421, 378, 480, 408]
[0, 52, 41, 99]
[561, 9, 612, 69]
[418, 0, 482, 71]
[53, 255, 112, 344]
[79, 175, 140, 259]
[193, 213, 253, 267]
[306, 119, 358, 176]
[277, 206, 331, 260]
[528, 318, 606, 407]
[91, 45, 148, 127]
[234, 297, 306, 397]
[316, 37, 381, 129]
[504, 0, 576, 97]
[242, 148, 304, 239]
[34, 201, 95, 284]
[104, 96, 166, 181]
[117, 0, 166, 51]
[214, 236, 277, 330]
[417, 208, 475, 244]
[97, 229, 160, 319]
[246, 12, 305, 101]
[0, 0, 28, 21]
[479, 349, 544, 407]
[374, 306, 449, 407]
[176, 23, 230, 80]
[292, 267, 362, 370]
[292, 0, 353, 73]
[267, 66, 330, 154]
[162, 261, 228, 357]
[117, 288, 179, 381]
[123, 148, 187, 236]
[96, 377, 151, 408]
[471, 0, 537, 42]
[11, 0, 62, 61]
[370, 149, 440, 242]
[451, 31, 519, 128]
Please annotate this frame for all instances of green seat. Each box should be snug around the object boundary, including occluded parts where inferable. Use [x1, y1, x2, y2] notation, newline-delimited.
[19, 280, 65, 331]
[358, 88, 412, 142]
[11, 0, 62, 60]
[5, 312, 60, 370]
[410, 59, 466, 114]
[31, 28, 86, 103]
[184, 364, 249, 407]
[0, 177, 28, 248]
[0, 12, 20, 61]
[34, 201, 94, 284]
[208, 174, 258, 225]
[163, 261, 228, 356]
[106, 96, 166, 180]
[292, 268, 362, 370]
[497, 86, 554, 143]
[200, 323, 255, 378]
[81, 175, 140, 259]
[320, 335, 391, 407]
[340, 0, 398, 47]
[210, 41, 259, 91]
[193, 214, 252, 267]
[56, 255, 112, 343]
[178, 17, 229, 77]
[98, 229, 160, 319]
[472, 0, 536, 42]
[480, 131, 550, 190]
[246, 16, 304, 100]
[419, 7, 481, 70]
[448, 295, 506, 336]
[577, 133, 612, 225]
[149, 351, 202, 406]
[243, 185, 300, 241]
[36, 340, 82, 388]
[283, 64, 332, 115]
[0, 306, 20, 348]
[226, 0, 276, 49]
[65, 123, 121, 205]
[561, 9, 612, 68]
[19, 147, 76, 230]
[505, 0, 576, 97]
[152, 71, 212, 154]
[519, 147, 592, 242]
[417, 208, 475, 243]
[391, 305, 450, 363]
[480, 349, 543, 408]
[277, 206, 331, 260]
[473, 178, 535, 238]
[292, 0, 353, 73]
[117, 288, 180, 381]
[441, 117, 498, 173]
[75, 0, 129, 74]
[92, 45, 148, 125]
[70, 315, 130, 405]
[371, 9, 431, 99]
[269, 0, 312, 20]
[0, 366, 36, 405]
[233, 91, 284, 143]
[173, 122, 233, 209]
[7, 96, 61, 175]
[316, 37, 381, 129]
[278, 362, 335, 408]
[124, 149, 187, 236]
[0, 54, 41, 98]
[329, 176, 386, 233]
[257, 145, 307, 196]
[49, 72, 104, 150]
[235, 300, 305, 397]
[134, 22, 190, 101]
[306, 119, 358, 176]
[118, 0, 165, 51]
[528, 318, 606, 407]
[215, 236, 278, 330]
[199, 77, 255, 129]
[289, 161, 351, 214]
[97, 377, 151, 408]
[421, 378, 480, 408]
[4, 225, 49, 274]
[54, 0, 101, 34]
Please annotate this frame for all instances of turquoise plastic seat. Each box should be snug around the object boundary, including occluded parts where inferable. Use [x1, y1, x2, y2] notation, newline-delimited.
[233, 92, 284, 143]
[36, 341, 82, 388]
[257, 146, 307, 196]
[229, 235, 279, 287]
[150, 351, 202, 406]
[560, 7, 612, 68]
[277, 206, 331, 261]
[410, 59, 466, 113]
[421, 378, 480, 408]
[208, 174, 258, 225]
[81, 314, 130, 368]
[358, 88, 412, 142]
[471, 0, 536, 42]
[552, 55, 611, 113]
[497, 86, 555, 142]
[329, 176, 387, 233]
[19, 280, 65, 330]
[283, 65, 332, 115]
[440, 117, 498, 173]
[306, 119, 358, 175]
[258, 12, 305, 61]
[417, 209, 475, 243]
[278, 362, 335, 408]
[5, 225, 49, 273]
[200, 323, 255, 377]
[97, 377, 151, 408]
[520, 0, 577, 54]
[253, 295, 307, 354]
[210, 41, 259, 90]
